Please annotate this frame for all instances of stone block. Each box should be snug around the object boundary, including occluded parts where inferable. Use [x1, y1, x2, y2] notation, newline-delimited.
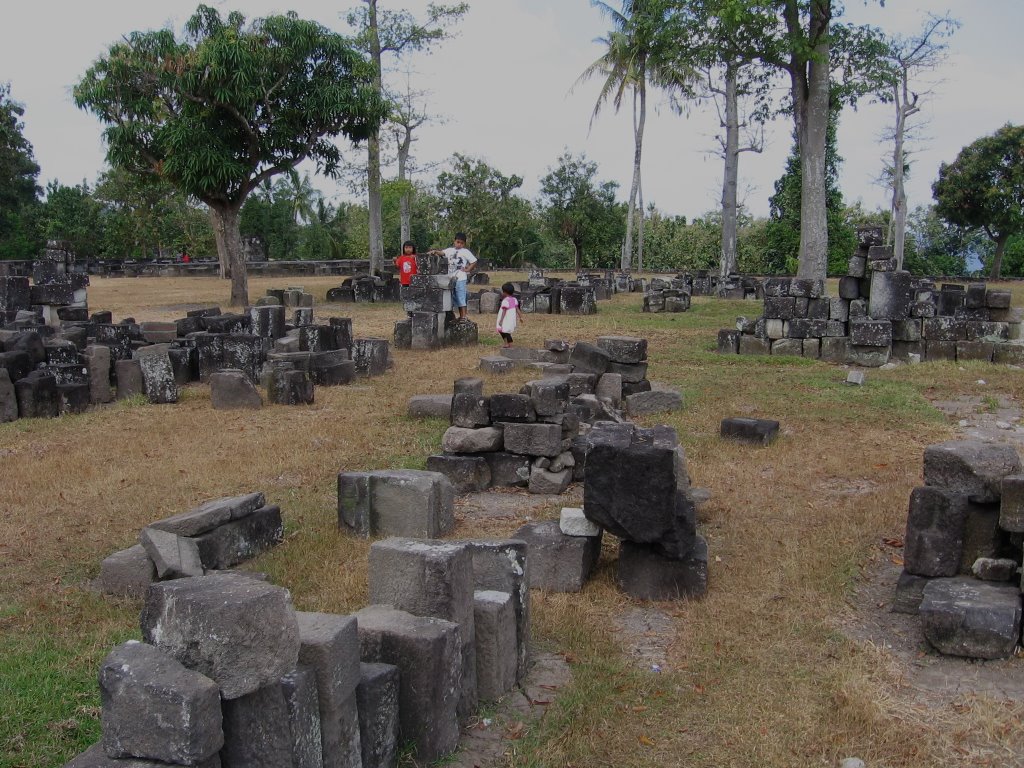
[279, 665, 323, 768]
[568, 341, 610, 374]
[114, 359, 144, 400]
[617, 536, 708, 600]
[484, 452, 532, 487]
[0, 369, 14, 423]
[65, 744, 220, 767]
[474, 590, 517, 701]
[972, 557, 1018, 582]
[892, 570, 930, 614]
[522, 379, 570, 416]
[512, 520, 600, 592]
[720, 417, 780, 446]
[920, 577, 1022, 659]
[352, 338, 390, 377]
[956, 341, 994, 361]
[1000, 475, 1024, 532]
[625, 387, 683, 416]
[785, 319, 827, 339]
[450, 392, 490, 428]
[58, 382, 91, 415]
[357, 663, 399, 768]
[717, 329, 740, 353]
[444, 318, 479, 347]
[355, 605, 461, 763]
[559, 285, 597, 315]
[479, 355, 515, 374]
[560, 507, 601, 537]
[15, 369, 59, 417]
[848, 345, 891, 367]
[268, 366, 314, 405]
[849, 319, 892, 347]
[924, 339, 957, 361]
[606, 361, 648, 383]
[139, 524, 204, 578]
[819, 337, 850, 364]
[965, 321, 1009, 341]
[595, 373, 623, 406]
[441, 426, 504, 453]
[764, 296, 797, 319]
[771, 338, 803, 356]
[99, 544, 156, 598]
[959, 501, 1007, 574]
[903, 486, 968, 577]
[596, 335, 647, 364]
[464, 539, 530, 681]
[393, 318, 411, 349]
[426, 454, 491, 493]
[337, 469, 454, 538]
[407, 394, 453, 419]
[295, 612, 362, 768]
[141, 573, 301, 700]
[868, 270, 913, 320]
[923, 440, 1021, 503]
[249, 305, 287, 340]
[994, 344, 1024, 365]
[738, 336, 770, 355]
[211, 369, 262, 410]
[221, 683, 295, 768]
[368, 538, 476, 716]
[527, 466, 572, 494]
[99, 640, 222, 764]
[150, 493, 267, 537]
[503, 422, 562, 457]
[923, 316, 966, 341]
[489, 392, 537, 423]
[192, 504, 283, 570]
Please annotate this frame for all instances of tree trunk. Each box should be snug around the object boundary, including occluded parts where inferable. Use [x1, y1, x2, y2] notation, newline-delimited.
[991, 234, 1008, 280]
[366, 0, 384, 275]
[573, 240, 582, 272]
[210, 208, 229, 279]
[622, 79, 647, 272]
[637, 170, 644, 274]
[790, 1, 830, 282]
[397, 127, 412, 244]
[209, 204, 248, 307]
[720, 62, 740, 279]
[891, 77, 915, 271]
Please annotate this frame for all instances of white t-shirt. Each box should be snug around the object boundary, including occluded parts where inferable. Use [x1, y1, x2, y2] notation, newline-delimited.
[443, 247, 477, 282]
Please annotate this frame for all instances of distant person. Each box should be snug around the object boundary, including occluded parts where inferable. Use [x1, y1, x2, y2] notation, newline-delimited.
[429, 232, 476, 320]
[496, 282, 524, 348]
[181, 252, 191, 264]
[394, 240, 418, 286]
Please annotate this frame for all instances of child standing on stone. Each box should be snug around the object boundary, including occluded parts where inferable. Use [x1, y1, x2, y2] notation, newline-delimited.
[496, 282, 524, 348]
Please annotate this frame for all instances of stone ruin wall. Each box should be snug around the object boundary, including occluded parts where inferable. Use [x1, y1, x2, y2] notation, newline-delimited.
[716, 227, 1024, 367]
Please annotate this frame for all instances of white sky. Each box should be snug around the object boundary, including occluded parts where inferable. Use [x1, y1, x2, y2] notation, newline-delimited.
[2, 0, 1023, 220]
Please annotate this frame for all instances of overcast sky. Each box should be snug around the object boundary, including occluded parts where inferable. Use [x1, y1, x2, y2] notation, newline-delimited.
[2, 1, 1023, 221]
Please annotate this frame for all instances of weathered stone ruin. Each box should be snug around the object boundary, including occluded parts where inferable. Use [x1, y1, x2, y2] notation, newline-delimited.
[895, 439, 1024, 659]
[642, 277, 692, 313]
[68, 530, 532, 767]
[392, 253, 479, 350]
[99, 492, 284, 599]
[717, 227, 1024, 367]
[0, 268, 390, 421]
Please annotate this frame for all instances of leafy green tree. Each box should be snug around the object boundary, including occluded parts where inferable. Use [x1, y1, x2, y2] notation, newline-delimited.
[766, 106, 855, 276]
[435, 154, 542, 267]
[74, 4, 387, 305]
[345, 0, 468, 274]
[578, 0, 689, 272]
[903, 204, 975, 277]
[933, 123, 1024, 279]
[539, 152, 624, 271]
[0, 83, 43, 259]
[37, 181, 108, 260]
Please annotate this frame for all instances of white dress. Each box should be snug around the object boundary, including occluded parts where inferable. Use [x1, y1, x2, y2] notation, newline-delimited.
[498, 296, 519, 333]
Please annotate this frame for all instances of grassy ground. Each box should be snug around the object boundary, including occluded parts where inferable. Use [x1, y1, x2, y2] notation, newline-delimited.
[2, 274, 1024, 767]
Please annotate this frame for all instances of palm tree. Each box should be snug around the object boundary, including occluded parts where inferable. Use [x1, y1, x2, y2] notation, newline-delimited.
[577, 0, 685, 272]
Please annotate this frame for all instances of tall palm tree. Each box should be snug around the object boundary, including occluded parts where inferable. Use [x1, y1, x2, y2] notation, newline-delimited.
[577, 0, 684, 272]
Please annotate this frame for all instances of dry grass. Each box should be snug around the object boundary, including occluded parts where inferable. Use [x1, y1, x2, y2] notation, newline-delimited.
[3, 274, 1024, 767]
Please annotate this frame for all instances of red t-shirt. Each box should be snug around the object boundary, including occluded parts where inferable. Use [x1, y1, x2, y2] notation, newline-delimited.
[395, 254, 418, 285]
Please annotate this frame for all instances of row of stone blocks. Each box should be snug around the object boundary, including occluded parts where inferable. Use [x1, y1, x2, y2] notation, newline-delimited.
[393, 313, 479, 351]
[0, 311, 391, 421]
[70, 533, 531, 767]
[643, 288, 691, 313]
[99, 493, 284, 598]
[894, 439, 1024, 659]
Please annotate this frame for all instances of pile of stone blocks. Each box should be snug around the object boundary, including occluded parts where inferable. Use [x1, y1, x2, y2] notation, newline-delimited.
[465, 270, 609, 318]
[642, 278, 691, 313]
[72, 532, 532, 767]
[326, 273, 401, 305]
[717, 227, 1024, 367]
[392, 253, 479, 350]
[0, 241, 89, 327]
[0, 294, 388, 419]
[894, 439, 1024, 659]
[477, 336, 682, 419]
[255, 286, 317, 326]
[98, 492, 284, 599]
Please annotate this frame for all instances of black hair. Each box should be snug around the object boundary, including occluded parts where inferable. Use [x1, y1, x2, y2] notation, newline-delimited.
[455, 232, 467, 242]
[402, 240, 416, 253]
[501, 282, 515, 295]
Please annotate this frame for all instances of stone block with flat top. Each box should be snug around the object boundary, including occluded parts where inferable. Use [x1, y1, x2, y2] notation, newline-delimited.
[617, 536, 709, 600]
[920, 577, 1022, 660]
[337, 469, 454, 538]
[474, 590, 517, 701]
[720, 417, 780, 446]
[903, 486, 968, 577]
[923, 440, 1021, 504]
[356, 663, 399, 768]
[280, 665, 323, 768]
[512, 520, 600, 592]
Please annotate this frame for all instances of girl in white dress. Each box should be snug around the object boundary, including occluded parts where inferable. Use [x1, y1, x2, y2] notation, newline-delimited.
[496, 282, 524, 348]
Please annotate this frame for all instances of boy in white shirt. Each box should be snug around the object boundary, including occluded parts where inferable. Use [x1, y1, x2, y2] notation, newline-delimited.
[430, 232, 477, 320]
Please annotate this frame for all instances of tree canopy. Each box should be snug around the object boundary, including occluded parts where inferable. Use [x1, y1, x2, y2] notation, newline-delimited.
[0, 83, 43, 259]
[933, 123, 1024, 279]
[74, 4, 387, 304]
